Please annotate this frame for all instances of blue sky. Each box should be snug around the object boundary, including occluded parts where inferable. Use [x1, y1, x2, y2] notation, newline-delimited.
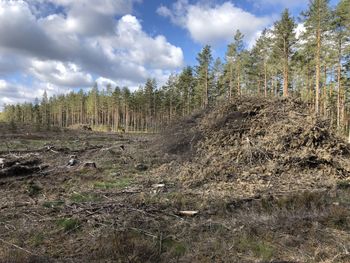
[0, 0, 340, 110]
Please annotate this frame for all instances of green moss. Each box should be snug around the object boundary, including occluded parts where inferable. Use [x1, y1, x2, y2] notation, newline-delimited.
[27, 183, 42, 197]
[30, 233, 44, 247]
[42, 200, 65, 208]
[94, 178, 133, 189]
[237, 237, 274, 261]
[163, 238, 187, 259]
[70, 192, 101, 202]
[56, 218, 80, 232]
[337, 180, 350, 189]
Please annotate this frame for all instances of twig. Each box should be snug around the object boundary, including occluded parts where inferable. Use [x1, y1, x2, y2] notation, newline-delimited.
[159, 232, 163, 255]
[0, 238, 36, 255]
[129, 227, 158, 239]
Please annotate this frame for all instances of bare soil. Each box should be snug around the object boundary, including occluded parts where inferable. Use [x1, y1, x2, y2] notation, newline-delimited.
[1, 96, 350, 263]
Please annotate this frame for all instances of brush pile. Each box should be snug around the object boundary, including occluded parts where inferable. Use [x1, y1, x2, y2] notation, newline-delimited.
[157, 96, 350, 198]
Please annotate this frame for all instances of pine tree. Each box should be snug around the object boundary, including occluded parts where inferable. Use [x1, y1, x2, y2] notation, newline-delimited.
[211, 57, 225, 102]
[302, 0, 331, 113]
[195, 45, 212, 108]
[251, 28, 273, 97]
[225, 30, 245, 99]
[273, 9, 296, 97]
[177, 66, 195, 114]
[41, 90, 50, 129]
[333, 0, 350, 128]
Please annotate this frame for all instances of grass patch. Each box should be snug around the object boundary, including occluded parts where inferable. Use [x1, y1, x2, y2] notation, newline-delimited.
[27, 182, 42, 197]
[337, 180, 350, 189]
[30, 232, 45, 247]
[56, 218, 80, 232]
[43, 200, 65, 208]
[162, 238, 187, 260]
[92, 230, 160, 262]
[0, 139, 50, 151]
[94, 178, 133, 190]
[70, 192, 101, 202]
[237, 237, 274, 261]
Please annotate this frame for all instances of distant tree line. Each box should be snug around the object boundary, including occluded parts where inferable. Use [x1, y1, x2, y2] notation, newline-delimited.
[3, 0, 350, 133]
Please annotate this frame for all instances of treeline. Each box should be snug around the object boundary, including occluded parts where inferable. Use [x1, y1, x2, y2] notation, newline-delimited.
[3, 0, 350, 133]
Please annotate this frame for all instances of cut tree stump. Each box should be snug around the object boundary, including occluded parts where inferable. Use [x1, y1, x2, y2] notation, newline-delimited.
[82, 162, 97, 169]
[135, 163, 148, 171]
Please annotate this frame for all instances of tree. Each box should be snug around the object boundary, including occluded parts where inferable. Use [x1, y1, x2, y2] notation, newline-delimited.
[195, 45, 212, 108]
[41, 90, 50, 129]
[211, 57, 225, 102]
[333, 0, 350, 128]
[177, 66, 195, 115]
[273, 9, 296, 97]
[302, 0, 331, 113]
[225, 30, 245, 99]
[233, 30, 245, 96]
[251, 28, 273, 97]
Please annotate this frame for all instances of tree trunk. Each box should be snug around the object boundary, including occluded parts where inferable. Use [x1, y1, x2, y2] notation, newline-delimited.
[204, 68, 209, 107]
[264, 62, 268, 97]
[337, 39, 342, 129]
[283, 39, 289, 97]
[229, 63, 233, 100]
[315, 27, 321, 114]
[237, 63, 241, 96]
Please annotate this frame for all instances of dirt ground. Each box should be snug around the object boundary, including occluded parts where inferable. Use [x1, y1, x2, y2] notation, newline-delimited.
[1, 97, 350, 263]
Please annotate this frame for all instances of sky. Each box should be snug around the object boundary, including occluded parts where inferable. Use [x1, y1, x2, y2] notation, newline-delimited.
[0, 0, 340, 110]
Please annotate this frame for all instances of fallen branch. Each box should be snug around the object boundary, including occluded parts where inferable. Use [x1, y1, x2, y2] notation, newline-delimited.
[0, 238, 36, 255]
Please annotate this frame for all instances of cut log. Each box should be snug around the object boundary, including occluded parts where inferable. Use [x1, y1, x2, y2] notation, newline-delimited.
[67, 159, 78, 166]
[152, 183, 165, 188]
[0, 165, 40, 178]
[178, 211, 199, 217]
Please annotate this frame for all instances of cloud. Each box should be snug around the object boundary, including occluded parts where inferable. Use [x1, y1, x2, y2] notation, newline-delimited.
[96, 77, 117, 89]
[295, 23, 305, 39]
[0, 79, 56, 109]
[157, 1, 272, 45]
[0, 0, 183, 109]
[29, 60, 94, 87]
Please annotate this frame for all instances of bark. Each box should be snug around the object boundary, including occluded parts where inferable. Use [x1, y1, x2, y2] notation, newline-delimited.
[337, 39, 342, 129]
[315, 23, 321, 114]
[283, 39, 289, 97]
[264, 62, 268, 97]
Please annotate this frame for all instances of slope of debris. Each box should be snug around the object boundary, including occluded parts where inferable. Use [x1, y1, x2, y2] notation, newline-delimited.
[156, 96, 350, 198]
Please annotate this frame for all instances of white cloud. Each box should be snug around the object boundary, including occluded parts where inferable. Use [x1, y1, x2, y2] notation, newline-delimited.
[0, 0, 183, 109]
[295, 23, 305, 39]
[96, 77, 117, 89]
[30, 60, 94, 87]
[0, 79, 51, 109]
[157, 1, 272, 45]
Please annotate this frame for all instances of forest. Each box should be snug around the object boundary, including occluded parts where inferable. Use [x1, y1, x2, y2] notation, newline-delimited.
[2, 0, 350, 134]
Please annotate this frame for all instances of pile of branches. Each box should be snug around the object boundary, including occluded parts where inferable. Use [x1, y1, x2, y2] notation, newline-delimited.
[157, 96, 350, 197]
[0, 154, 43, 178]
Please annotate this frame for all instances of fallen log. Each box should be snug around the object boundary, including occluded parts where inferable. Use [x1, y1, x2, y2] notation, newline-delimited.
[0, 164, 41, 178]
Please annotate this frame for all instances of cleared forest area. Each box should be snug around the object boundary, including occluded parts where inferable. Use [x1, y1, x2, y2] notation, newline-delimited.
[0, 0, 349, 262]
[1, 96, 349, 263]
